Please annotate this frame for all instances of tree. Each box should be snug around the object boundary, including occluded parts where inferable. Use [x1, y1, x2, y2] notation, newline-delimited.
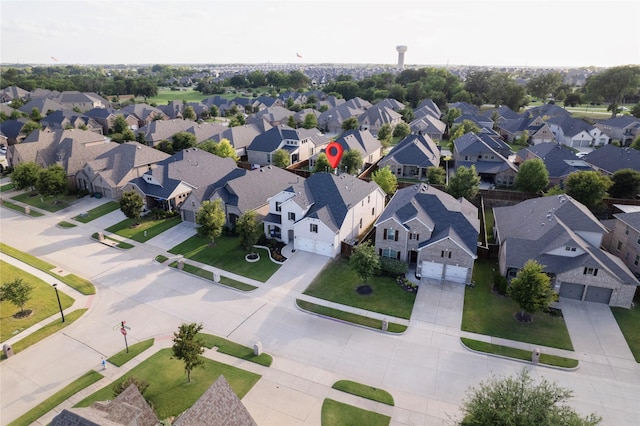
[371, 166, 397, 195]
[287, 115, 297, 128]
[427, 166, 446, 185]
[377, 123, 392, 148]
[112, 376, 149, 397]
[30, 107, 42, 122]
[172, 132, 197, 151]
[515, 158, 549, 193]
[35, 164, 67, 196]
[508, 259, 556, 322]
[11, 161, 42, 191]
[228, 114, 245, 127]
[206, 138, 238, 161]
[112, 115, 129, 134]
[272, 148, 291, 168]
[0, 278, 33, 316]
[565, 171, 612, 210]
[341, 149, 363, 174]
[182, 105, 196, 120]
[631, 102, 640, 118]
[196, 199, 226, 244]
[459, 368, 601, 426]
[631, 135, 640, 150]
[349, 241, 380, 285]
[341, 117, 359, 131]
[392, 122, 411, 139]
[447, 165, 480, 200]
[442, 107, 462, 135]
[526, 71, 564, 101]
[583, 65, 640, 118]
[450, 119, 481, 141]
[609, 168, 640, 199]
[313, 152, 332, 173]
[210, 105, 219, 118]
[21, 120, 42, 135]
[236, 210, 261, 252]
[120, 190, 144, 221]
[302, 113, 318, 129]
[171, 322, 205, 383]
[564, 92, 582, 107]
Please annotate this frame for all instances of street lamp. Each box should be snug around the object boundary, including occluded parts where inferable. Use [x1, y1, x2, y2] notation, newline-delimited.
[52, 284, 65, 322]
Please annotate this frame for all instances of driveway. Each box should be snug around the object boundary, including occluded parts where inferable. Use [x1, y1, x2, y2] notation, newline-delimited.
[145, 220, 197, 251]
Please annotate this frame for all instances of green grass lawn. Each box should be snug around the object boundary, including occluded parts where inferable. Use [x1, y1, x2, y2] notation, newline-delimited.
[462, 259, 574, 351]
[303, 259, 416, 319]
[611, 304, 640, 363]
[105, 215, 181, 242]
[91, 232, 134, 249]
[296, 300, 407, 333]
[11, 191, 78, 212]
[72, 201, 120, 223]
[144, 88, 210, 105]
[169, 234, 280, 282]
[57, 221, 77, 228]
[461, 338, 578, 368]
[198, 333, 273, 367]
[1, 182, 15, 192]
[7, 370, 103, 426]
[321, 399, 390, 426]
[0, 260, 74, 342]
[0, 243, 96, 295]
[332, 380, 394, 405]
[1, 199, 44, 216]
[108, 338, 155, 367]
[75, 348, 261, 420]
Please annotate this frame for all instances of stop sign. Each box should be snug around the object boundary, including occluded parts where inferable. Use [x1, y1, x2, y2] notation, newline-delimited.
[120, 328, 127, 336]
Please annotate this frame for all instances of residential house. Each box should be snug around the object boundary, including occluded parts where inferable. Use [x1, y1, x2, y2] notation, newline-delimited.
[0, 85, 30, 103]
[416, 99, 441, 118]
[0, 118, 29, 146]
[448, 101, 478, 115]
[135, 119, 218, 146]
[85, 107, 140, 134]
[120, 103, 169, 128]
[525, 103, 571, 120]
[17, 97, 65, 116]
[497, 114, 555, 144]
[78, 142, 170, 198]
[482, 105, 521, 127]
[263, 172, 385, 257]
[378, 134, 440, 179]
[293, 108, 322, 127]
[310, 129, 382, 172]
[409, 113, 446, 141]
[547, 116, 609, 148]
[375, 98, 405, 111]
[246, 106, 295, 127]
[205, 122, 271, 158]
[246, 124, 330, 166]
[374, 183, 480, 283]
[582, 144, 640, 175]
[39, 110, 103, 134]
[453, 132, 518, 187]
[123, 148, 238, 213]
[357, 104, 403, 136]
[453, 113, 494, 131]
[602, 211, 640, 280]
[50, 91, 110, 112]
[515, 142, 594, 187]
[317, 97, 372, 133]
[594, 116, 640, 146]
[493, 195, 638, 307]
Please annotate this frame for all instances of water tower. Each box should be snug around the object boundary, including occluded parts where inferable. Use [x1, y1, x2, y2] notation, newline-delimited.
[396, 45, 408, 69]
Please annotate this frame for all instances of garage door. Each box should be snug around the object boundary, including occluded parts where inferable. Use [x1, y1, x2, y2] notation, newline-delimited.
[584, 286, 612, 304]
[559, 282, 584, 300]
[444, 265, 469, 283]
[295, 237, 334, 257]
[420, 261, 443, 280]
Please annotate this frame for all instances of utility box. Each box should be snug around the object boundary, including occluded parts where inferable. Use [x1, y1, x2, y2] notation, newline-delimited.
[3, 344, 14, 358]
[532, 348, 540, 364]
[253, 342, 262, 356]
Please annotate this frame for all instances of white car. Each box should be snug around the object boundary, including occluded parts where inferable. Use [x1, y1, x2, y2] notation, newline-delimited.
[0, 145, 6, 155]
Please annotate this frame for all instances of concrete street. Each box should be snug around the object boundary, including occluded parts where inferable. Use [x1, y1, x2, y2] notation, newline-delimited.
[0, 194, 639, 426]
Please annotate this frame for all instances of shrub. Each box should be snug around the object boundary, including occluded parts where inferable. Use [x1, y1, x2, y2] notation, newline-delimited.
[112, 376, 149, 397]
[380, 257, 408, 276]
[495, 273, 508, 295]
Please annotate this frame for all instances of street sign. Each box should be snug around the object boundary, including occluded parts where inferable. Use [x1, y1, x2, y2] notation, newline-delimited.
[120, 328, 127, 336]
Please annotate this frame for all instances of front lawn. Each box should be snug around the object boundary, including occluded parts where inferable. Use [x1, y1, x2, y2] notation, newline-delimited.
[106, 215, 181, 242]
[198, 333, 273, 367]
[612, 303, 640, 363]
[11, 191, 78, 212]
[1, 182, 15, 192]
[0, 260, 74, 342]
[462, 259, 574, 351]
[169, 234, 280, 282]
[75, 348, 261, 420]
[303, 259, 416, 319]
[72, 201, 120, 223]
[108, 338, 155, 367]
[321, 399, 390, 426]
[1, 199, 44, 216]
[296, 300, 407, 333]
[332, 380, 394, 405]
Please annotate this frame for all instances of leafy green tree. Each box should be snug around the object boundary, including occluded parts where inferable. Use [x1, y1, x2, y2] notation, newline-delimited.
[341, 117, 359, 131]
[30, 107, 42, 122]
[236, 210, 261, 252]
[171, 322, 205, 383]
[371, 166, 397, 195]
[565, 170, 612, 209]
[35, 164, 67, 196]
[427, 166, 446, 185]
[156, 139, 174, 155]
[202, 138, 238, 161]
[450, 119, 480, 141]
[609, 168, 640, 199]
[630, 135, 640, 150]
[228, 113, 245, 127]
[172, 132, 197, 151]
[302, 113, 318, 129]
[526, 71, 564, 101]
[196, 199, 226, 244]
[442, 108, 462, 135]
[119, 190, 144, 220]
[376, 123, 392, 148]
[460, 368, 601, 426]
[515, 158, 549, 193]
[11, 161, 42, 191]
[21, 120, 42, 135]
[0, 278, 33, 316]
[112, 376, 149, 397]
[631, 102, 640, 118]
[564, 92, 582, 107]
[349, 241, 380, 285]
[392, 122, 411, 139]
[313, 152, 332, 173]
[287, 115, 297, 128]
[508, 260, 556, 322]
[182, 105, 196, 120]
[210, 105, 219, 117]
[112, 115, 129, 134]
[583, 65, 640, 118]
[447, 165, 480, 200]
[272, 148, 291, 168]
[341, 149, 363, 174]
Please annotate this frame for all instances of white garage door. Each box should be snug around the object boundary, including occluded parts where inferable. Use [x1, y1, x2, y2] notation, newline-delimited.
[444, 265, 469, 283]
[295, 237, 334, 257]
[420, 261, 443, 280]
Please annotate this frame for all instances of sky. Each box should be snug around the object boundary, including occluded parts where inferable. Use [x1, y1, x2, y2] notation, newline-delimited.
[1, 0, 639, 68]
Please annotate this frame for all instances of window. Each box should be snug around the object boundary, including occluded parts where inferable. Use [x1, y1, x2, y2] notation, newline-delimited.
[637, 237, 640, 245]
[288, 212, 296, 221]
[275, 201, 282, 212]
[635, 255, 639, 266]
[583, 267, 598, 276]
[381, 248, 399, 259]
[384, 228, 398, 241]
[617, 241, 623, 251]
[368, 195, 371, 203]
[565, 246, 576, 252]
[410, 233, 420, 240]
[371, 207, 375, 216]
[359, 218, 363, 229]
[441, 250, 452, 258]
[625, 227, 629, 235]
[310, 223, 318, 233]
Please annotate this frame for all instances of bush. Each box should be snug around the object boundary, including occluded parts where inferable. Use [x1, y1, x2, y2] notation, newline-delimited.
[112, 376, 149, 397]
[495, 273, 508, 295]
[380, 257, 408, 276]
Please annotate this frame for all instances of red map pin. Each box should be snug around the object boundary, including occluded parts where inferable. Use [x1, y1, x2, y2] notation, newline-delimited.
[325, 141, 344, 169]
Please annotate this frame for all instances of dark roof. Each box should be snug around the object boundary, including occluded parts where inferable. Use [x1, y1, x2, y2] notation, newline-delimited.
[613, 211, 640, 232]
[583, 144, 640, 174]
[0, 118, 28, 138]
[516, 142, 593, 179]
[547, 116, 595, 137]
[376, 183, 480, 255]
[596, 115, 640, 129]
[380, 134, 440, 168]
[525, 103, 571, 118]
[248, 124, 329, 153]
[333, 129, 381, 157]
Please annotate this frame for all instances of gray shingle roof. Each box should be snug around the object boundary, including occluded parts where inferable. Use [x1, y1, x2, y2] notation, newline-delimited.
[583, 144, 640, 174]
[333, 129, 381, 158]
[88, 142, 170, 187]
[380, 134, 440, 168]
[516, 142, 593, 179]
[547, 116, 595, 137]
[613, 211, 640, 232]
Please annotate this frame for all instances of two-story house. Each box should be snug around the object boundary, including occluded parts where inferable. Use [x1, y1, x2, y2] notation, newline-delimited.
[374, 183, 480, 283]
[309, 129, 382, 172]
[453, 132, 518, 187]
[547, 116, 609, 148]
[263, 172, 385, 257]
[246, 124, 330, 166]
[514, 142, 594, 188]
[497, 115, 555, 145]
[603, 211, 640, 280]
[582, 143, 640, 175]
[377, 134, 440, 180]
[493, 195, 638, 308]
[594, 116, 640, 147]
[357, 104, 403, 136]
